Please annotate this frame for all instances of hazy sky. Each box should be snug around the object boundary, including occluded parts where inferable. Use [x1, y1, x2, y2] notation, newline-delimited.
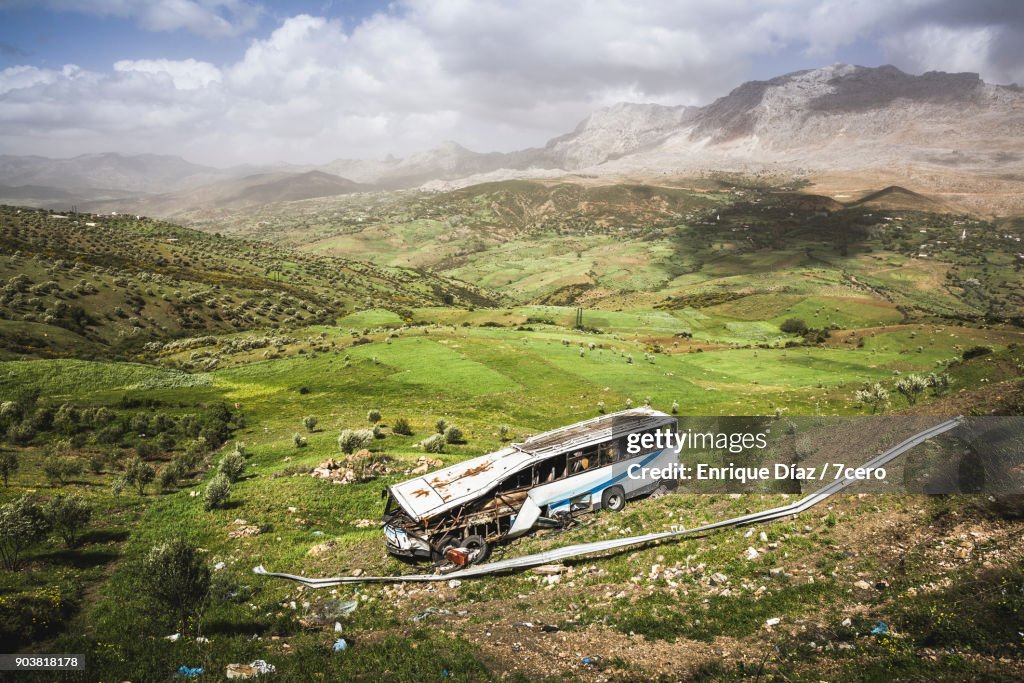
[0, 0, 1021, 166]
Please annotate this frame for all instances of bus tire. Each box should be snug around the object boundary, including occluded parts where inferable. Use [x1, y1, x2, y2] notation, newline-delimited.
[430, 534, 458, 563]
[462, 535, 491, 564]
[602, 485, 626, 512]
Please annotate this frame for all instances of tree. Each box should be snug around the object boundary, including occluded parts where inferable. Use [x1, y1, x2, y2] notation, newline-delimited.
[45, 494, 92, 547]
[780, 318, 809, 335]
[218, 450, 246, 483]
[0, 449, 18, 486]
[204, 473, 231, 511]
[139, 537, 211, 635]
[855, 383, 890, 414]
[895, 374, 929, 406]
[367, 409, 382, 424]
[124, 456, 155, 495]
[338, 429, 373, 455]
[43, 457, 83, 486]
[0, 495, 49, 570]
[302, 415, 318, 432]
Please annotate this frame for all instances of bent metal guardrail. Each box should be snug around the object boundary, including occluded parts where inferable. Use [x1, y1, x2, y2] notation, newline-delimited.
[254, 418, 962, 587]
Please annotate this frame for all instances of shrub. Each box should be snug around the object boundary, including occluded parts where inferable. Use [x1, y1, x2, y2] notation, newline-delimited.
[367, 409, 382, 424]
[293, 433, 308, 448]
[671, 400, 679, 415]
[0, 495, 50, 570]
[302, 415, 318, 432]
[204, 473, 231, 511]
[855, 383, 890, 414]
[895, 374, 929, 406]
[780, 318, 809, 335]
[45, 495, 92, 547]
[435, 419, 448, 434]
[338, 429, 373, 455]
[218, 450, 246, 483]
[443, 426, 464, 444]
[597, 401, 606, 414]
[392, 417, 412, 436]
[139, 537, 211, 635]
[43, 457, 83, 486]
[111, 476, 127, 497]
[372, 423, 385, 439]
[421, 434, 445, 454]
[498, 424, 510, 441]
[962, 345, 993, 360]
[158, 466, 178, 492]
[0, 450, 18, 486]
[124, 456, 155, 495]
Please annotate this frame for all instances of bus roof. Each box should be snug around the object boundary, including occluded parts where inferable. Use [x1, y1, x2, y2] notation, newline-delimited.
[390, 407, 674, 520]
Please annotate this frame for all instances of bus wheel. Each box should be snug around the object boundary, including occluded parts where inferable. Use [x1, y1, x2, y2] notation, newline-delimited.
[430, 534, 458, 563]
[462, 535, 491, 564]
[602, 485, 626, 512]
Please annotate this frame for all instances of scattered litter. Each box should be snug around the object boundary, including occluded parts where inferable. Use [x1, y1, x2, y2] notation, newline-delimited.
[582, 657, 597, 666]
[841, 618, 852, 627]
[214, 562, 226, 571]
[196, 637, 210, 644]
[412, 607, 453, 622]
[513, 622, 534, 629]
[176, 665, 204, 677]
[226, 660, 276, 679]
[165, 633, 182, 642]
[765, 617, 781, 627]
[312, 530, 324, 536]
[871, 621, 889, 636]
[540, 624, 560, 633]
[447, 579, 462, 588]
[334, 622, 343, 633]
[332, 638, 348, 652]
[299, 599, 358, 628]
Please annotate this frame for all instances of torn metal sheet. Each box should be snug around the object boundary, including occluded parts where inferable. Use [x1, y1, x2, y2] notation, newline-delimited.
[254, 418, 960, 588]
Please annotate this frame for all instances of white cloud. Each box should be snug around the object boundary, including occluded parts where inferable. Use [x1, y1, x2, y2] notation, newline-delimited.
[0, 1, 1020, 165]
[114, 58, 222, 89]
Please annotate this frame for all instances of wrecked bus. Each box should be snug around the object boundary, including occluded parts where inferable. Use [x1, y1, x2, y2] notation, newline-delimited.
[382, 407, 679, 566]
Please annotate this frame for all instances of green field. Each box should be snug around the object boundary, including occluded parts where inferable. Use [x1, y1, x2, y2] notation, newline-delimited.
[1, 181, 1023, 680]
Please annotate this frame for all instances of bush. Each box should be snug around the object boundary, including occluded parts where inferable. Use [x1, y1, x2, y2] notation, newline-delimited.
[372, 423, 385, 439]
[895, 374, 929, 405]
[124, 456, 155, 495]
[45, 494, 92, 547]
[780, 318, 809, 335]
[421, 434, 445, 454]
[218, 450, 246, 483]
[0, 450, 18, 486]
[293, 432, 307, 448]
[962, 345, 993, 360]
[0, 495, 49, 570]
[42, 457, 83, 486]
[443, 426, 464, 444]
[367, 409, 382, 424]
[338, 429, 374, 455]
[498, 424, 510, 441]
[158, 466, 178, 492]
[302, 415, 318, 432]
[139, 537, 211, 635]
[435, 419, 448, 434]
[392, 417, 412, 436]
[204, 473, 231, 511]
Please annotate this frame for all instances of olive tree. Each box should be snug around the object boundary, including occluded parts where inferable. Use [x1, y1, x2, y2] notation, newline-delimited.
[139, 537, 211, 635]
[0, 495, 49, 570]
[45, 494, 92, 547]
[338, 429, 373, 455]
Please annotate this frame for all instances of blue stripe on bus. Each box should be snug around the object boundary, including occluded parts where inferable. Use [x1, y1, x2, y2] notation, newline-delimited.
[547, 449, 665, 510]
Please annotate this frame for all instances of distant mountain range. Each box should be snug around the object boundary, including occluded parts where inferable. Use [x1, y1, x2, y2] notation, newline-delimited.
[1, 63, 1021, 215]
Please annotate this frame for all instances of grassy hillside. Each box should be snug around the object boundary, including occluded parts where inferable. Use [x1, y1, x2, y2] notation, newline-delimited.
[0, 205, 499, 358]
[0, 177, 1022, 681]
